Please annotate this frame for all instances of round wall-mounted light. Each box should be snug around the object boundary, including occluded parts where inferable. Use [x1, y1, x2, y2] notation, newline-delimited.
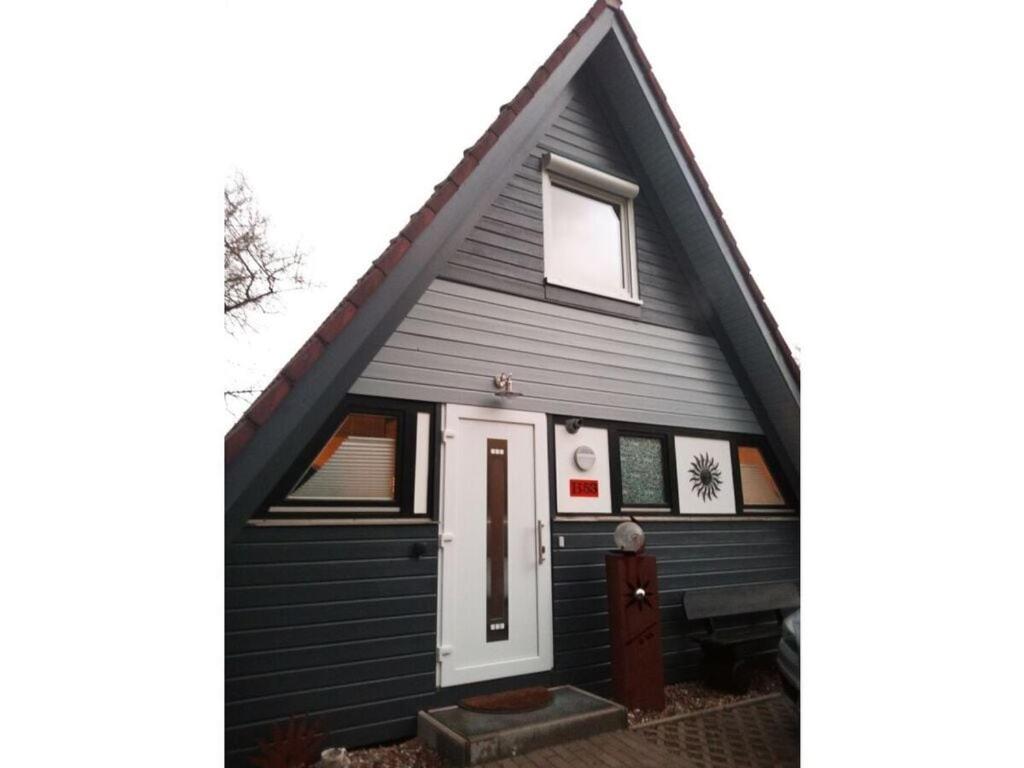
[573, 445, 596, 471]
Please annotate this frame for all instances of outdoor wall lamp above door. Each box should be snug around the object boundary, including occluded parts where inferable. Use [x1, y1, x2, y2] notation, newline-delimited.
[493, 372, 522, 398]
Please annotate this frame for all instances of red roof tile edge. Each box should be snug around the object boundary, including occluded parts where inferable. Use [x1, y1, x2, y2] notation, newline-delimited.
[225, 0, 798, 465]
[224, 0, 609, 464]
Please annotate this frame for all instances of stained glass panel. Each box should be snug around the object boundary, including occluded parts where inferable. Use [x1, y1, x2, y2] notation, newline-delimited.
[619, 436, 667, 506]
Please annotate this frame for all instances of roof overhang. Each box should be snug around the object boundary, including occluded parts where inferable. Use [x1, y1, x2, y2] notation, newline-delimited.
[586, 20, 801, 489]
[224, 9, 617, 539]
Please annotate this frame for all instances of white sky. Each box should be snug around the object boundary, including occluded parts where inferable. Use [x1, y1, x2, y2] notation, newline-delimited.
[225, 0, 814, 426]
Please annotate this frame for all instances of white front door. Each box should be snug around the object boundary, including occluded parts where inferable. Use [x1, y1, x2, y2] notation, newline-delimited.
[437, 405, 553, 687]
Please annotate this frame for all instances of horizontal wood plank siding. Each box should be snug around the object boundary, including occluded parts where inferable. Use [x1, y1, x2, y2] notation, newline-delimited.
[225, 518, 798, 764]
[549, 519, 799, 693]
[439, 73, 709, 333]
[351, 279, 761, 434]
[225, 523, 439, 766]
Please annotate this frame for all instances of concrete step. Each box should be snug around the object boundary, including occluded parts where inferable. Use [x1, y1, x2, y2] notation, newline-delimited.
[417, 685, 626, 766]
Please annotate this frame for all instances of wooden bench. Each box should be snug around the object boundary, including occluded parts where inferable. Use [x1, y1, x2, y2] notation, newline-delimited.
[682, 583, 799, 693]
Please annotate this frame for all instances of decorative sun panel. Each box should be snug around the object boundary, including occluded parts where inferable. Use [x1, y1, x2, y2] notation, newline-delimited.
[674, 436, 737, 515]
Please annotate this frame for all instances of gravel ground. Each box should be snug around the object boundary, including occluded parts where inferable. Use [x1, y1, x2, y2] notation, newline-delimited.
[329, 668, 782, 767]
[322, 738, 443, 768]
[626, 667, 783, 728]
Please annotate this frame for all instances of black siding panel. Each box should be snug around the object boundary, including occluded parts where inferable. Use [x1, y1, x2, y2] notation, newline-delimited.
[224, 523, 439, 767]
[225, 518, 798, 765]
[226, 575, 435, 610]
[548, 519, 799, 696]
[226, 594, 436, 632]
[226, 652, 435, 701]
[225, 632, 436, 679]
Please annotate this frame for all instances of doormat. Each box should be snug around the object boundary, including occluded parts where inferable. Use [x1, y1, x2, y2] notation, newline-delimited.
[458, 686, 553, 714]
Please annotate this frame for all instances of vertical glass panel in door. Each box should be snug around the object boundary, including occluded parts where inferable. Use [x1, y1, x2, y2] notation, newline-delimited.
[486, 439, 509, 642]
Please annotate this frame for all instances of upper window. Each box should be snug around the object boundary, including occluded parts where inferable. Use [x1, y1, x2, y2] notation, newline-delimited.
[737, 446, 787, 507]
[541, 153, 640, 303]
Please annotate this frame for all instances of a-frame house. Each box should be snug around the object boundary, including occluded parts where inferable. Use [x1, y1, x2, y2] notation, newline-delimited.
[225, 1, 800, 763]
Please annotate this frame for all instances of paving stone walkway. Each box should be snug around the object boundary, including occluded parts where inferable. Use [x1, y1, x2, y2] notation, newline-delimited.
[488, 694, 797, 768]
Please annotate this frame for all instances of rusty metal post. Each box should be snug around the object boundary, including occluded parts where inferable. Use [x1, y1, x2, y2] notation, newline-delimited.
[605, 551, 665, 711]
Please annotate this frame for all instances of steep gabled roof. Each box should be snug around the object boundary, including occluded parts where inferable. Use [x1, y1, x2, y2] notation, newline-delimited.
[224, 0, 614, 466]
[225, 0, 800, 537]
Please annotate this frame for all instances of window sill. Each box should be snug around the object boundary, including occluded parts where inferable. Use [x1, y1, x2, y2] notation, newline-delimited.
[554, 513, 797, 522]
[269, 505, 401, 514]
[249, 518, 437, 527]
[543, 277, 642, 306]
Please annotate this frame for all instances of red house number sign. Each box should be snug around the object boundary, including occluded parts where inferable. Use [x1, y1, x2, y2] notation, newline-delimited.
[569, 479, 599, 497]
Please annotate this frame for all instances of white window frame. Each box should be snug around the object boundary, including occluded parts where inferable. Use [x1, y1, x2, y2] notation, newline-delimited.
[541, 152, 641, 304]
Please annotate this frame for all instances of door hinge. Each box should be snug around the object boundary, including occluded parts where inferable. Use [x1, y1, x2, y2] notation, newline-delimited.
[439, 532, 454, 548]
[442, 428, 457, 442]
[436, 645, 453, 662]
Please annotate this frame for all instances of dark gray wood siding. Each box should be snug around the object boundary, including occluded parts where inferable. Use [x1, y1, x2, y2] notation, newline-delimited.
[441, 73, 709, 334]
[550, 519, 800, 693]
[225, 523, 439, 766]
[226, 518, 797, 764]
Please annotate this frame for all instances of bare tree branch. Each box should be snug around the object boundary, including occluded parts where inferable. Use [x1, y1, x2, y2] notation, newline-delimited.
[224, 171, 309, 334]
[224, 388, 262, 422]
[224, 388, 261, 399]
[224, 172, 312, 406]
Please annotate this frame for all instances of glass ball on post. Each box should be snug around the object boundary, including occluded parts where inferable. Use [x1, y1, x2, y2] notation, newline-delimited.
[613, 520, 645, 553]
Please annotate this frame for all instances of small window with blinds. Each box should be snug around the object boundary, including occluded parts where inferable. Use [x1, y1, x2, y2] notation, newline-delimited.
[287, 413, 398, 502]
[262, 397, 434, 518]
[541, 153, 640, 304]
[263, 397, 434, 519]
[737, 446, 787, 508]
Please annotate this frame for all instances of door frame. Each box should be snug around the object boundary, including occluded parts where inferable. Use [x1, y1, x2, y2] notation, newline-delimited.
[436, 404, 553, 687]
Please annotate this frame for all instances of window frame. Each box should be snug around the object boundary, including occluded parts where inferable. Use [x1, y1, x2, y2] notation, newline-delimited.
[552, 415, 796, 517]
[608, 425, 678, 516]
[260, 395, 436, 520]
[735, 443, 791, 511]
[541, 152, 641, 305]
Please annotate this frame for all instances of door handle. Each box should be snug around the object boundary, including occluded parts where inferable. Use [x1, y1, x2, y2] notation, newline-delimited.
[537, 520, 547, 565]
